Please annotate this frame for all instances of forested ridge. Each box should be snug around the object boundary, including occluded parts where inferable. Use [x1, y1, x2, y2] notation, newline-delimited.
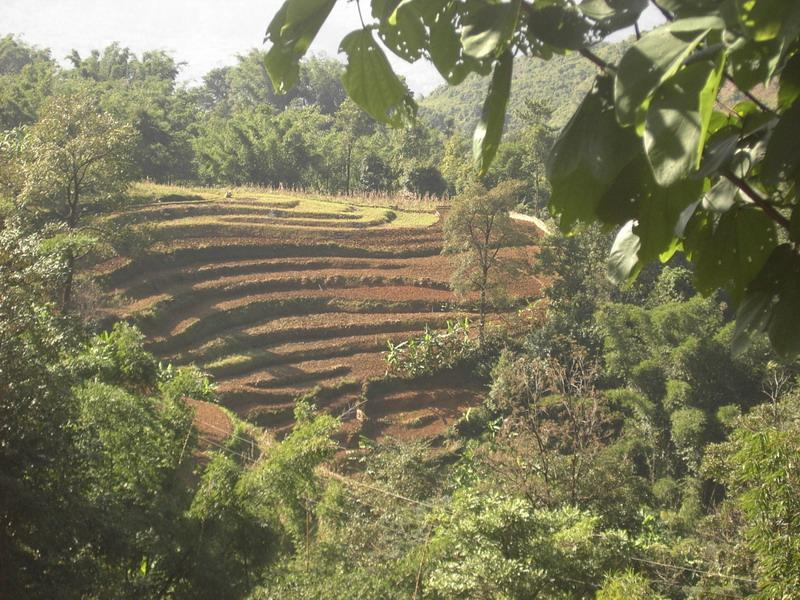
[3, 0, 800, 596]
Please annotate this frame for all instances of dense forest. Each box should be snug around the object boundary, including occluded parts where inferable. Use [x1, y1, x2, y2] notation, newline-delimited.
[0, 33, 560, 203]
[3, 0, 800, 597]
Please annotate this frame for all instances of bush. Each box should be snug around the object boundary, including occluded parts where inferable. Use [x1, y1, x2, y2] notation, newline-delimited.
[75, 322, 158, 391]
[384, 318, 475, 378]
[158, 363, 217, 403]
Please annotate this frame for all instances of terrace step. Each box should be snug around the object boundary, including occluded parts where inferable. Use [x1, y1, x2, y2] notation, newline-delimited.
[201, 330, 422, 378]
[180, 314, 454, 362]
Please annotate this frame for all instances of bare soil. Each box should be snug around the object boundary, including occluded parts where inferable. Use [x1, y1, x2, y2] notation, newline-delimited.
[95, 192, 542, 441]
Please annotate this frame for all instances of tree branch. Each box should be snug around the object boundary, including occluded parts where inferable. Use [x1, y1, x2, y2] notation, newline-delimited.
[723, 74, 777, 116]
[723, 170, 792, 231]
[578, 48, 612, 72]
[650, 0, 674, 22]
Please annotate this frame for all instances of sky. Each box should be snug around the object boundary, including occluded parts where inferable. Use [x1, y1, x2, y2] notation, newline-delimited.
[0, 1, 663, 96]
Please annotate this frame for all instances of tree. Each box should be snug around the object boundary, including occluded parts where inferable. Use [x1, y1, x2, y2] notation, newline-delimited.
[426, 490, 627, 599]
[359, 153, 395, 193]
[263, 0, 800, 357]
[402, 165, 447, 198]
[705, 390, 800, 596]
[443, 180, 526, 343]
[0, 36, 56, 129]
[490, 99, 556, 210]
[8, 87, 136, 308]
[334, 98, 373, 194]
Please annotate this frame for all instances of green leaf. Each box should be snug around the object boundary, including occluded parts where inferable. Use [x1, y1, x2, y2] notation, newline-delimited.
[371, 0, 401, 20]
[727, 37, 784, 89]
[778, 52, 800, 110]
[473, 51, 513, 175]
[599, 157, 703, 263]
[596, 156, 650, 226]
[339, 29, 417, 128]
[686, 206, 778, 303]
[378, 0, 428, 61]
[733, 244, 800, 357]
[264, 0, 337, 93]
[461, 0, 520, 59]
[657, 0, 724, 17]
[417, 0, 485, 84]
[702, 178, 738, 213]
[579, 0, 648, 32]
[527, 4, 591, 50]
[614, 23, 713, 127]
[643, 52, 725, 185]
[429, 17, 463, 82]
[608, 220, 642, 284]
[698, 124, 740, 177]
[761, 99, 800, 186]
[734, 0, 800, 43]
[548, 76, 640, 230]
[635, 176, 704, 262]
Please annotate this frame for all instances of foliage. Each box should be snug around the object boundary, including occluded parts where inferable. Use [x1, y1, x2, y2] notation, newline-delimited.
[158, 363, 217, 403]
[263, 0, 800, 358]
[443, 180, 528, 341]
[10, 86, 136, 225]
[0, 223, 82, 598]
[485, 348, 648, 528]
[426, 490, 627, 599]
[242, 399, 339, 545]
[0, 35, 55, 130]
[705, 391, 800, 597]
[597, 570, 668, 600]
[597, 295, 774, 478]
[384, 317, 474, 378]
[74, 321, 159, 391]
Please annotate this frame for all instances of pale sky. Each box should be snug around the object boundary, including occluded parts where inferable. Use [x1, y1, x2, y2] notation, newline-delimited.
[0, 0, 663, 96]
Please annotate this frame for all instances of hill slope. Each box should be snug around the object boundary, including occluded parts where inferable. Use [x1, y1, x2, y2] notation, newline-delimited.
[420, 44, 627, 134]
[94, 185, 541, 441]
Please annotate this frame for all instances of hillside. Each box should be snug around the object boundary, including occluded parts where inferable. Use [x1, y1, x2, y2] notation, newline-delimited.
[94, 184, 542, 441]
[420, 43, 628, 134]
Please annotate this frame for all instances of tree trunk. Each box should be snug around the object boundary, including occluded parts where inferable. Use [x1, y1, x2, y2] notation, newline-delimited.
[345, 142, 352, 195]
[478, 286, 486, 346]
[61, 248, 75, 312]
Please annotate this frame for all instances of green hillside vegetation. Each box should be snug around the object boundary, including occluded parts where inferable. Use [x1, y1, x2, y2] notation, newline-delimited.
[4, 0, 800, 597]
[421, 43, 627, 133]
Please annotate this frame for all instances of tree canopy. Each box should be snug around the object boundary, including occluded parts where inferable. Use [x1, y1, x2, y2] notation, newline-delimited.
[263, 0, 800, 357]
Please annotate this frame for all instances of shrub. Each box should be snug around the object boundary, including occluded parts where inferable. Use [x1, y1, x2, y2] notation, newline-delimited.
[384, 318, 475, 378]
[158, 363, 217, 403]
[75, 322, 158, 391]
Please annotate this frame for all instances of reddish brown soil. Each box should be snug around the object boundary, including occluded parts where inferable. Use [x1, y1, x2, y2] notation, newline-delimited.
[96, 197, 542, 442]
[185, 398, 232, 444]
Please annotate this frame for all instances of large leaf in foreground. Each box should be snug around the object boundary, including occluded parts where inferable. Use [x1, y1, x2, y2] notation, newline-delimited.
[264, 0, 337, 93]
[686, 206, 778, 303]
[548, 76, 640, 230]
[643, 53, 725, 185]
[461, 0, 520, 59]
[473, 51, 513, 175]
[614, 19, 717, 127]
[339, 29, 417, 127]
[734, 244, 800, 357]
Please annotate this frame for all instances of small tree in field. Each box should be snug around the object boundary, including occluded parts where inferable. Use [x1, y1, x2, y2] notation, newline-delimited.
[443, 180, 526, 343]
[10, 87, 136, 309]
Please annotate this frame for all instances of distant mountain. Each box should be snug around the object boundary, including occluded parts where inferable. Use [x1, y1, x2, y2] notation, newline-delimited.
[419, 43, 628, 135]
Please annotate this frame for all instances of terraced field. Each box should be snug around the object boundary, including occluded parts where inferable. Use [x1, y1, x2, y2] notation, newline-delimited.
[95, 184, 542, 441]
